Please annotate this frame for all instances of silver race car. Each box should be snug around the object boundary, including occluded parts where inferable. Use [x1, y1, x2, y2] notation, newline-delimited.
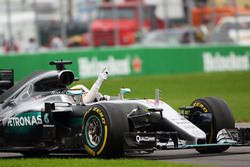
[0, 60, 249, 158]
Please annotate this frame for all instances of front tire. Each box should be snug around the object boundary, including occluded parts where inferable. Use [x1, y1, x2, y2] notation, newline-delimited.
[189, 97, 235, 153]
[82, 104, 129, 158]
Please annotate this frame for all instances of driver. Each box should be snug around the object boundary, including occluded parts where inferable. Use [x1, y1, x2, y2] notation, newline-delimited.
[69, 68, 109, 103]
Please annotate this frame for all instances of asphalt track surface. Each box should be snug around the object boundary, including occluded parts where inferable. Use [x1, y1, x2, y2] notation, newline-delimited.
[0, 123, 250, 167]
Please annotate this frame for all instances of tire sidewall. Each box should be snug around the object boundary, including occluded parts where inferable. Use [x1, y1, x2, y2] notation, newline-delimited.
[191, 97, 235, 153]
[82, 104, 129, 158]
[192, 97, 235, 143]
[192, 99, 216, 143]
[82, 105, 110, 157]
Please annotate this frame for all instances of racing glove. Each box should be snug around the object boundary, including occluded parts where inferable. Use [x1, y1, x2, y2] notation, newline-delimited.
[82, 68, 108, 103]
[98, 67, 108, 81]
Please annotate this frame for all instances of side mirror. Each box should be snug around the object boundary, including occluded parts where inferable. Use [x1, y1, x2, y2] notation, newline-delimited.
[66, 89, 83, 105]
[119, 88, 131, 100]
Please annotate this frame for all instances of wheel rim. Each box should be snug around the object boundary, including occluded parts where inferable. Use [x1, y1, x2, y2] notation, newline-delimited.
[85, 115, 103, 148]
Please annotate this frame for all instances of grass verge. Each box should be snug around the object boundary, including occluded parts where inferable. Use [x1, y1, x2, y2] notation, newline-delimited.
[0, 158, 208, 167]
[75, 71, 250, 121]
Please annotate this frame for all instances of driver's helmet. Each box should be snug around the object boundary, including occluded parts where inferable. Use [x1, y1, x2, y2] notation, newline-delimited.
[69, 84, 89, 95]
[66, 85, 89, 96]
[66, 84, 89, 102]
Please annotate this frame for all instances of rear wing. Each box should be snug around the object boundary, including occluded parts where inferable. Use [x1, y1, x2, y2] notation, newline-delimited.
[0, 69, 14, 94]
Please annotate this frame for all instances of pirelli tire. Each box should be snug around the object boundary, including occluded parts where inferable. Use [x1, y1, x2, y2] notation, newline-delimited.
[82, 104, 129, 158]
[190, 97, 235, 154]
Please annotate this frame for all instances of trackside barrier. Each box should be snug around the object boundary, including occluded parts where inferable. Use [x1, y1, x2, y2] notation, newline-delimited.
[0, 45, 249, 81]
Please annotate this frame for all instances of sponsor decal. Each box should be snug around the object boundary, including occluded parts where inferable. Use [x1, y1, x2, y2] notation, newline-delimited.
[193, 102, 208, 113]
[7, 115, 42, 127]
[91, 107, 106, 125]
[136, 135, 155, 143]
[203, 52, 249, 72]
[84, 145, 96, 157]
[146, 99, 163, 107]
[43, 124, 54, 128]
[43, 113, 50, 124]
[78, 56, 131, 78]
[132, 56, 142, 73]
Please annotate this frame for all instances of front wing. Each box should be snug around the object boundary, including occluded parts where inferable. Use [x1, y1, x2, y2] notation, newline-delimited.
[124, 128, 250, 152]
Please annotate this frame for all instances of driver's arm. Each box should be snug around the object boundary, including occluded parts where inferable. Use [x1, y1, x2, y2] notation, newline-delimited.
[82, 68, 108, 103]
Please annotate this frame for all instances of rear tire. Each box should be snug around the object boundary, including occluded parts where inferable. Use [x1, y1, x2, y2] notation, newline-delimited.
[189, 97, 235, 153]
[82, 104, 129, 158]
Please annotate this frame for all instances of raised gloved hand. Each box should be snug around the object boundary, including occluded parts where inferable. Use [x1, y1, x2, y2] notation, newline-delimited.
[98, 67, 108, 81]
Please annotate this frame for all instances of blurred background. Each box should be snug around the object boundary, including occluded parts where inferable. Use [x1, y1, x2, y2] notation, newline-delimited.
[0, 0, 250, 53]
[0, 0, 249, 121]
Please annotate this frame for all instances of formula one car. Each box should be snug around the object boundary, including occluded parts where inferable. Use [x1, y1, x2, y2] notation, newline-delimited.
[0, 60, 249, 158]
